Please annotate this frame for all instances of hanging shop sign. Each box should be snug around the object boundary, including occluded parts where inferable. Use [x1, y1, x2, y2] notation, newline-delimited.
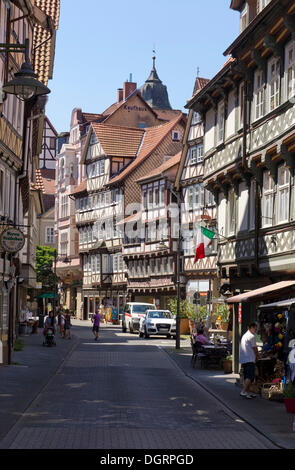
[0, 228, 25, 253]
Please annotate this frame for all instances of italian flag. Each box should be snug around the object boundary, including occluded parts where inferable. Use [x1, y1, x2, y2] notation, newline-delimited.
[194, 226, 215, 263]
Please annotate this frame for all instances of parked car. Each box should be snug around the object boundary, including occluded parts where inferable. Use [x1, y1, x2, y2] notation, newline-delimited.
[122, 302, 156, 333]
[139, 310, 176, 338]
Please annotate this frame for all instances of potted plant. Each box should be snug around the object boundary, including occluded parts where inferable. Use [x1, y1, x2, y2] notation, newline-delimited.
[222, 355, 232, 374]
[216, 304, 230, 331]
[283, 381, 295, 413]
[168, 298, 196, 334]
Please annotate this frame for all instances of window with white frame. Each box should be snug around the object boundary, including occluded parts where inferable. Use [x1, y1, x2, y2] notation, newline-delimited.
[60, 231, 68, 255]
[217, 101, 225, 144]
[228, 190, 236, 236]
[60, 158, 65, 180]
[189, 144, 203, 165]
[60, 195, 68, 218]
[186, 184, 204, 209]
[286, 42, 295, 100]
[254, 69, 264, 120]
[257, 0, 271, 14]
[277, 166, 290, 224]
[191, 112, 202, 124]
[269, 58, 280, 112]
[45, 227, 54, 244]
[262, 170, 274, 227]
[205, 188, 215, 206]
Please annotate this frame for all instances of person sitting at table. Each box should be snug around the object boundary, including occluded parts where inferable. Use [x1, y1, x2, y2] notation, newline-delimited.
[194, 328, 210, 345]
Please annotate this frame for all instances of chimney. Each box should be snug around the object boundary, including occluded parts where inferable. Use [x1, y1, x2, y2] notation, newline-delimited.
[117, 88, 123, 102]
[123, 81, 137, 101]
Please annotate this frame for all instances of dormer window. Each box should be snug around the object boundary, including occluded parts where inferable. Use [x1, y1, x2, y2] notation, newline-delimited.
[172, 131, 180, 141]
[90, 132, 97, 145]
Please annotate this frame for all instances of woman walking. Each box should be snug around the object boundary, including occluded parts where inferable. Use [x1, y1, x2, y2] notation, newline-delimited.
[64, 310, 72, 339]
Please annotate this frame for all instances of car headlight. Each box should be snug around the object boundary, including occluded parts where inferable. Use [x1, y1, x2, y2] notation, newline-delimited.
[147, 321, 154, 326]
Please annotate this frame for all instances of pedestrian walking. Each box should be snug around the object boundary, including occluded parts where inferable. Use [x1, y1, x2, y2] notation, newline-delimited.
[60, 311, 65, 337]
[92, 309, 101, 341]
[64, 310, 72, 339]
[239, 322, 259, 399]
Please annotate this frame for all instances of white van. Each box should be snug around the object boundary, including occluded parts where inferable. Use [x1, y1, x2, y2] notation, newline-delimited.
[122, 302, 156, 333]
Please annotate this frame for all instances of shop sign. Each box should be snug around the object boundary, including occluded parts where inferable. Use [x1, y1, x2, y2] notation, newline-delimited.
[238, 304, 242, 324]
[0, 228, 25, 253]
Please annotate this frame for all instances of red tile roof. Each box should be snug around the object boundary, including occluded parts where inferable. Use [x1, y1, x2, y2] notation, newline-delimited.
[82, 112, 104, 123]
[33, 0, 60, 85]
[109, 114, 183, 185]
[91, 123, 144, 157]
[41, 177, 56, 195]
[71, 180, 87, 196]
[136, 151, 181, 183]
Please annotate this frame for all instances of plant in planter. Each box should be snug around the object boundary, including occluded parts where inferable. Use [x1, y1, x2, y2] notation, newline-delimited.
[283, 381, 295, 413]
[168, 298, 196, 334]
[222, 355, 232, 374]
[216, 304, 230, 330]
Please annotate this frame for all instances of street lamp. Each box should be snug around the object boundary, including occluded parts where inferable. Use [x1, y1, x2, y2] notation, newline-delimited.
[1, 39, 50, 101]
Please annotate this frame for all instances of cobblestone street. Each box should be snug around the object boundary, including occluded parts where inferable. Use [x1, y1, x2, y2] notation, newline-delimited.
[0, 323, 278, 450]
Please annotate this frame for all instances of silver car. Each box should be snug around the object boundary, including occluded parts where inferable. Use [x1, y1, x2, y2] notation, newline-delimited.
[139, 310, 176, 339]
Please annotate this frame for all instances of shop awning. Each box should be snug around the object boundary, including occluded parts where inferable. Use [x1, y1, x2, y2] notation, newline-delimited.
[36, 293, 55, 299]
[258, 298, 295, 309]
[226, 281, 295, 303]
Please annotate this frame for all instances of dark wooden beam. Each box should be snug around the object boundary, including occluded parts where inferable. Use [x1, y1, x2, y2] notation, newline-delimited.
[250, 50, 265, 70]
[284, 14, 295, 34]
[263, 33, 283, 57]
[280, 143, 295, 171]
[249, 159, 263, 186]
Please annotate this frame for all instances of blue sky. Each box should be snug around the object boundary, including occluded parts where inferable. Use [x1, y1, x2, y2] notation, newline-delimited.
[46, 1, 240, 133]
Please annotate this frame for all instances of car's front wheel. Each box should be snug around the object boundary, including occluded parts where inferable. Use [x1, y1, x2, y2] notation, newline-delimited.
[144, 328, 149, 339]
[139, 331, 144, 338]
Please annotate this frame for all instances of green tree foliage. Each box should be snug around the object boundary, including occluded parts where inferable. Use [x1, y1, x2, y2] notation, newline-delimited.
[168, 298, 196, 319]
[36, 246, 58, 292]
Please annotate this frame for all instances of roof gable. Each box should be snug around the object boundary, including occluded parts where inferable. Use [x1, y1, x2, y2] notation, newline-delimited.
[108, 114, 184, 185]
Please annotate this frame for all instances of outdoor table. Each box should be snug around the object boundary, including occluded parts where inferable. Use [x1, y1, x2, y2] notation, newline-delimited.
[198, 344, 229, 369]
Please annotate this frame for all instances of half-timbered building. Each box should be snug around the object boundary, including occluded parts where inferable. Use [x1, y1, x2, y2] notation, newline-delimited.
[186, 0, 295, 370]
[122, 152, 185, 309]
[176, 77, 219, 305]
[0, 0, 60, 364]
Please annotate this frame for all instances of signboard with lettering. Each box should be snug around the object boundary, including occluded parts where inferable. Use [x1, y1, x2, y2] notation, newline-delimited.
[238, 303, 242, 324]
[0, 228, 25, 253]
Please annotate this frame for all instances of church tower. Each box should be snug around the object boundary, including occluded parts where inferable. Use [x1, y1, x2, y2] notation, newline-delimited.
[139, 56, 172, 110]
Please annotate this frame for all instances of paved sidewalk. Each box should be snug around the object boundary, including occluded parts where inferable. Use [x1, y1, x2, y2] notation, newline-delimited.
[163, 344, 295, 449]
[0, 322, 80, 442]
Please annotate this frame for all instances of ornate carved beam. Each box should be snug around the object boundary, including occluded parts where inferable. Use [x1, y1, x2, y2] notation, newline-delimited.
[235, 165, 252, 187]
[264, 152, 278, 184]
[250, 50, 265, 70]
[280, 143, 295, 171]
[263, 34, 283, 58]
[284, 14, 295, 34]
[249, 159, 263, 186]
[224, 172, 239, 194]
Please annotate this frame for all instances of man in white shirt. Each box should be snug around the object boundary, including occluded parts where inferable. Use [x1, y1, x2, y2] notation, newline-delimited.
[239, 323, 259, 399]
